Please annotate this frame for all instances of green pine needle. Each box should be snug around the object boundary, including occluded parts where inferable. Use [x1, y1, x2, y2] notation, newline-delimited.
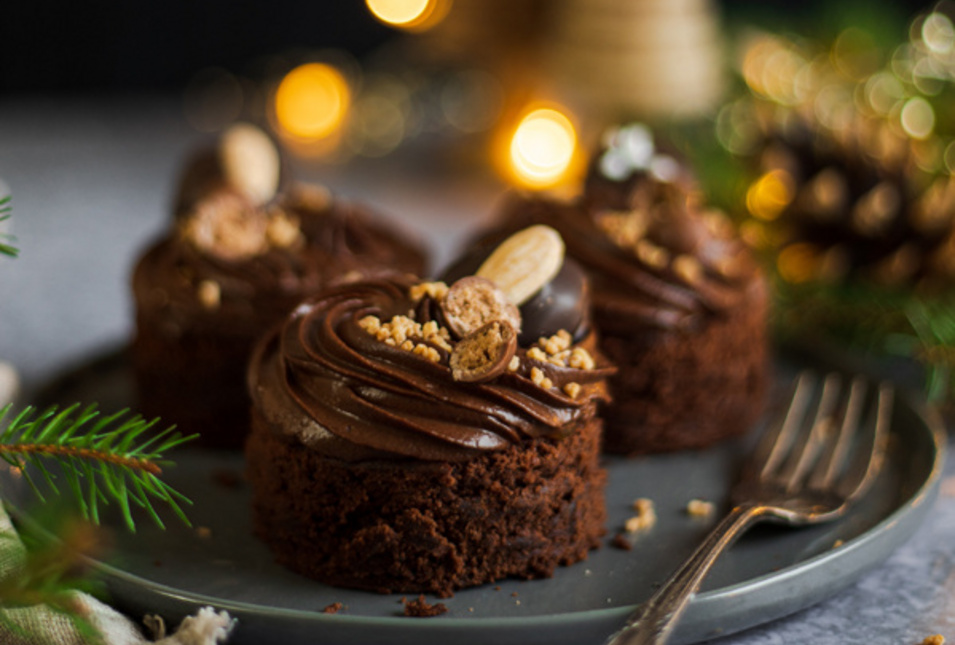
[0, 403, 197, 532]
[0, 196, 17, 258]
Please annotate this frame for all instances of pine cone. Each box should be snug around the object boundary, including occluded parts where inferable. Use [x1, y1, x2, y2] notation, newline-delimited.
[736, 33, 955, 292]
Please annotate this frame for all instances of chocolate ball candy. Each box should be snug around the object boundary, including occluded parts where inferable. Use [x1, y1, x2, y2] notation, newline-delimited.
[518, 259, 590, 345]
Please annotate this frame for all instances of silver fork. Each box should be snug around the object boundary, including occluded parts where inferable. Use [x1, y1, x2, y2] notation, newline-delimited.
[606, 371, 893, 645]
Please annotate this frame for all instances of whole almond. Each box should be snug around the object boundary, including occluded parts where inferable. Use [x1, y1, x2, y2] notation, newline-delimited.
[219, 123, 280, 205]
[476, 225, 565, 305]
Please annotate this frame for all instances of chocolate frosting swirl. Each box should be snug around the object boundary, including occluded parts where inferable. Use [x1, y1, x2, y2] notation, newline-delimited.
[249, 276, 613, 462]
[488, 179, 761, 337]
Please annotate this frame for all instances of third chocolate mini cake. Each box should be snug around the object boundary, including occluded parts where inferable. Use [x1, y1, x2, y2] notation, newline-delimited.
[470, 124, 770, 454]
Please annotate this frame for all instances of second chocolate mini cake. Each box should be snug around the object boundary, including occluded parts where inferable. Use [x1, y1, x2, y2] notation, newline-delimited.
[131, 123, 426, 448]
[475, 124, 770, 454]
[246, 226, 613, 597]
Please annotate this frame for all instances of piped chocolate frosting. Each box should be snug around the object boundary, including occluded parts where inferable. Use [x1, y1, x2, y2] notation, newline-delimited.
[249, 259, 612, 463]
[479, 128, 760, 337]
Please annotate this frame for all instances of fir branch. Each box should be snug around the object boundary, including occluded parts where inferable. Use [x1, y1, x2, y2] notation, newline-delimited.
[0, 196, 17, 258]
[0, 403, 197, 532]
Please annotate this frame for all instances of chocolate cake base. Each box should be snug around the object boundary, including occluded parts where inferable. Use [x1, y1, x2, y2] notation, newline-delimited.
[599, 281, 770, 455]
[246, 414, 607, 598]
[131, 318, 254, 450]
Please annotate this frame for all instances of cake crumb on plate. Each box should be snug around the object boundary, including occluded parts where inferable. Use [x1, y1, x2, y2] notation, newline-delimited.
[402, 595, 448, 618]
[686, 498, 715, 518]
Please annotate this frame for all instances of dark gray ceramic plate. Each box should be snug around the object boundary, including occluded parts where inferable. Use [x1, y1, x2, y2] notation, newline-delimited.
[10, 351, 947, 645]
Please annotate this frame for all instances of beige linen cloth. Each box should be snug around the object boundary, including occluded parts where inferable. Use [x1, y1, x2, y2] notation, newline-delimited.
[0, 491, 235, 645]
[0, 362, 236, 645]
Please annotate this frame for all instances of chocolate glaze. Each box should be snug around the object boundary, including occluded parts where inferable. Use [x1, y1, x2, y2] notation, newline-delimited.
[484, 182, 760, 337]
[248, 276, 613, 463]
[133, 194, 426, 339]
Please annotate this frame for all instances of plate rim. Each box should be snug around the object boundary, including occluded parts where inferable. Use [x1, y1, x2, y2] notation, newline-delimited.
[14, 356, 948, 642]
[71, 386, 947, 635]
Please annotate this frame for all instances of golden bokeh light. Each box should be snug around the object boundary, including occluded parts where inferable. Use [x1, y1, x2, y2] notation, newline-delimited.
[745, 169, 794, 221]
[274, 63, 350, 141]
[777, 243, 820, 284]
[506, 107, 578, 189]
[365, 0, 450, 31]
[900, 96, 935, 140]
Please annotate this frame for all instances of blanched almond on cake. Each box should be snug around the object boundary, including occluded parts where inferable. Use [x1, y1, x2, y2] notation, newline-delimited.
[450, 320, 517, 383]
[476, 225, 565, 305]
[219, 123, 280, 205]
[442, 276, 521, 338]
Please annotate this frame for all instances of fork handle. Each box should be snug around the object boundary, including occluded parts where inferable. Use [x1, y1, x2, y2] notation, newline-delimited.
[606, 502, 766, 645]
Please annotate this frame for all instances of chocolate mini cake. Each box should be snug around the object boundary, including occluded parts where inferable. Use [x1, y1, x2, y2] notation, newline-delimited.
[131, 123, 426, 448]
[246, 226, 613, 596]
[472, 124, 769, 454]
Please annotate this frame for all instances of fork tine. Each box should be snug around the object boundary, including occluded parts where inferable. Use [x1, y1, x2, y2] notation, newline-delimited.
[783, 373, 842, 493]
[808, 376, 866, 490]
[836, 382, 892, 501]
[757, 371, 816, 480]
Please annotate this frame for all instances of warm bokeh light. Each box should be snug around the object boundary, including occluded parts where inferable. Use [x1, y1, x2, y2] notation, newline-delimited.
[900, 96, 935, 139]
[274, 63, 350, 141]
[746, 169, 794, 221]
[365, 0, 449, 31]
[506, 108, 577, 189]
[777, 243, 820, 283]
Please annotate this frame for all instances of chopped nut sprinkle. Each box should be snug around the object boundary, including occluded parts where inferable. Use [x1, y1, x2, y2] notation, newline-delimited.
[673, 255, 703, 284]
[413, 343, 442, 363]
[359, 314, 450, 363]
[635, 240, 670, 269]
[359, 315, 381, 334]
[265, 209, 302, 248]
[180, 192, 269, 260]
[527, 347, 548, 362]
[508, 356, 521, 372]
[548, 350, 571, 366]
[197, 280, 221, 310]
[564, 382, 581, 399]
[409, 281, 449, 303]
[596, 209, 648, 248]
[686, 499, 715, 518]
[530, 366, 553, 389]
[625, 498, 657, 533]
[568, 347, 596, 370]
[539, 329, 572, 355]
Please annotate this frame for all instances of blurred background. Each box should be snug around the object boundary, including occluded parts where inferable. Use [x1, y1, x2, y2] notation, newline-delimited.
[3, 0, 955, 394]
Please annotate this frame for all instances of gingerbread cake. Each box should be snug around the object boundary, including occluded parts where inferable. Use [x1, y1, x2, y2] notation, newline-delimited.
[245, 226, 612, 596]
[131, 123, 427, 448]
